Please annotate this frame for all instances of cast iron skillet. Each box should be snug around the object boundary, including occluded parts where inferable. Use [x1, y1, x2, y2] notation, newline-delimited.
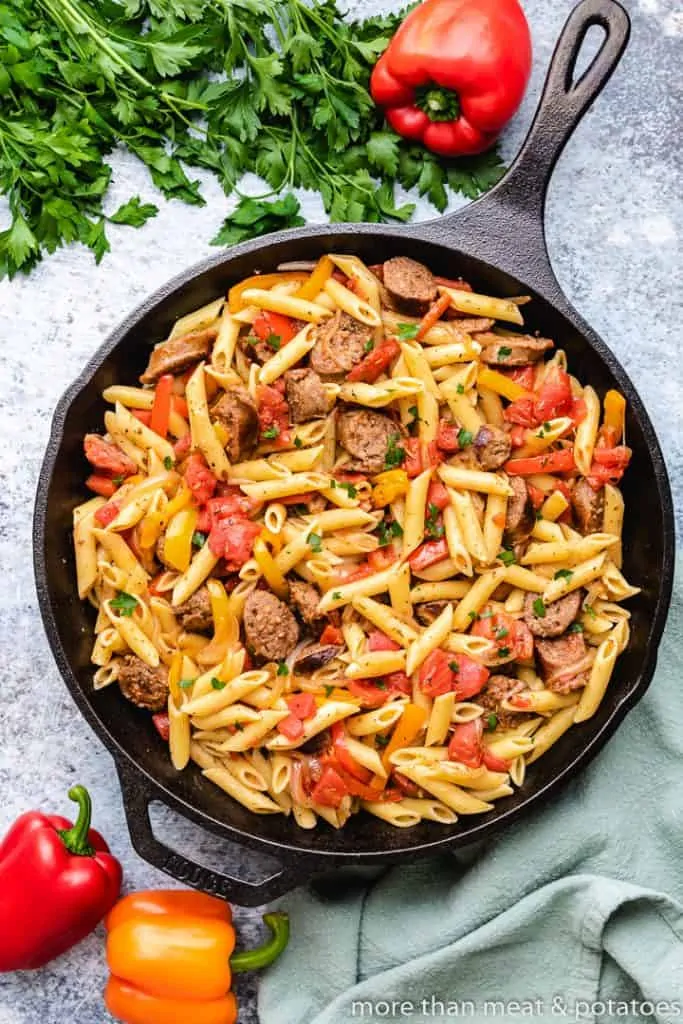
[34, 0, 674, 906]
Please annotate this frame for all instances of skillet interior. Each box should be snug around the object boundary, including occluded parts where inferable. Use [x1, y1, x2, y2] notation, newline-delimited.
[37, 228, 672, 861]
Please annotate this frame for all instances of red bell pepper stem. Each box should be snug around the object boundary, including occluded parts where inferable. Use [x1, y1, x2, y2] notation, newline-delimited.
[57, 786, 95, 857]
[230, 912, 290, 973]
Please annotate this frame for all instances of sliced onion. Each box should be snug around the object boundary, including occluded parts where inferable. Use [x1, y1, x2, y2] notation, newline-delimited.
[276, 260, 317, 271]
[290, 758, 311, 807]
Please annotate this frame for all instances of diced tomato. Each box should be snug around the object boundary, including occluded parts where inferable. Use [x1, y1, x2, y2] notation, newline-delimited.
[277, 714, 305, 741]
[587, 445, 632, 487]
[256, 383, 291, 448]
[84, 434, 137, 478]
[320, 624, 343, 646]
[310, 766, 348, 807]
[330, 723, 371, 782]
[287, 693, 317, 720]
[535, 367, 574, 422]
[367, 630, 401, 653]
[403, 437, 423, 477]
[472, 607, 534, 662]
[509, 424, 527, 448]
[436, 420, 462, 453]
[94, 500, 121, 527]
[425, 440, 442, 469]
[384, 671, 412, 695]
[152, 713, 170, 742]
[253, 311, 299, 345]
[208, 516, 261, 569]
[173, 433, 192, 459]
[195, 507, 211, 533]
[347, 339, 400, 383]
[184, 454, 217, 505]
[448, 719, 484, 768]
[449, 654, 490, 700]
[208, 490, 260, 522]
[482, 749, 510, 772]
[504, 398, 537, 428]
[132, 409, 153, 426]
[503, 365, 536, 391]
[86, 474, 117, 498]
[526, 482, 546, 510]
[348, 679, 391, 707]
[418, 649, 453, 698]
[408, 538, 449, 572]
[427, 480, 450, 510]
[368, 546, 397, 572]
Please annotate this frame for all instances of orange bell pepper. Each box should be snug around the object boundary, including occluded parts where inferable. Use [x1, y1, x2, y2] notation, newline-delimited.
[104, 890, 289, 1024]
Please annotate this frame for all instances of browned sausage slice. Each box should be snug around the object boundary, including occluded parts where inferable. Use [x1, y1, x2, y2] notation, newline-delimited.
[140, 327, 217, 385]
[211, 387, 259, 463]
[504, 476, 535, 543]
[285, 368, 329, 423]
[243, 590, 300, 662]
[535, 632, 590, 693]
[309, 311, 372, 376]
[478, 675, 532, 731]
[473, 424, 511, 470]
[118, 655, 169, 712]
[293, 644, 341, 674]
[337, 409, 397, 474]
[572, 477, 604, 534]
[523, 590, 583, 638]
[176, 586, 213, 634]
[290, 580, 326, 631]
[382, 257, 438, 316]
[479, 334, 554, 367]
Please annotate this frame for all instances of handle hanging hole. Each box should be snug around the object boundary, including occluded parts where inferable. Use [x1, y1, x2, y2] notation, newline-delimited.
[569, 21, 609, 90]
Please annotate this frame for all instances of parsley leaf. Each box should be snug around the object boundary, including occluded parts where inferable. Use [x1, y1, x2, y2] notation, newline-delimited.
[554, 569, 574, 581]
[495, 626, 509, 640]
[408, 405, 419, 425]
[265, 333, 281, 351]
[448, 661, 460, 673]
[425, 502, 444, 540]
[497, 346, 512, 360]
[458, 428, 473, 448]
[486, 713, 498, 731]
[324, 684, 335, 698]
[179, 678, 195, 689]
[468, 610, 480, 622]
[384, 433, 406, 470]
[163, 455, 174, 471]
[276, 661, 289, 676]
[568, 622, 584, 633]
[456, 383, 465, 395]
[192, 531, 207, 548]
[498, 548, 516, 567]
[211, 677, 227, 690]
[375, 733, 390, 748]
[262, 425, 280, 440]
[337, 481, 357, 498]
[377, 519, 402, 546]
[497, 646, 511, 659]
[332, 591, 342, 601]
[532, 598, 546, 618]
[111, 591, 138, 617]
[109, 196, 159, 228]
[307, 532, 323, 553]
[294, 437, 304, 449]
[363, 339, 374, 353]
[396, 323, 419, 341]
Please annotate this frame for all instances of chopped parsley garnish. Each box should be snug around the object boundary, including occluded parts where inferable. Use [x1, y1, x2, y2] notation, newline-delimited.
[497, 646, 511, 659]
[396, 322, 419, 340]
[584, 604, 597, 619]
[363, 338, 374, 353]
[448, 661, 460, 673]
[458, 428, 473, 448]
[307, 532, 323, 553]
[480, 609, 494, 620]
[408, 405, 420, 425]
[375, 734, 390, 748]
[163, 455, 174, 470]
[262, 424, 280, 440]
[234, 721, 244, 731]
[332, 591, 342, 601]
[425, 502, 444, 540]
[337, 481, 357, 498]
[532, 597, 546, 618]
[536, 427, 546, 439]
[192, 531, 207, 548]
[265, 333, 281, 351]
[568, 622, 584, 633]
[111, 591, 138, 617]
[495, 626, 509, 640]
[245, 335, 259, 347]
[375, 679, 387, 690]
[498, 548, 517, 567]
[468, 610, 480, 622]
[554, 568, 574, 581]
[112, 474, 125, 486]
[377, 519, 403, 546]
[211, 677, 226, 690]
[498, 346, 512, 359]
[276, 661, 289, 676]
[486, 713, 498, 731]
[324, 684, 335, 698]
[179, 678, 194, 689]
[456, 383, 465, 394]
[294, 437, 304, 449]
[543, 421, 551, 430]
[384, 433, 406, 470]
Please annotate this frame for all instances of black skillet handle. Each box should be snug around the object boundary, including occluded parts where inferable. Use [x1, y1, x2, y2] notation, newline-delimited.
[423, 0, 631, 285]
[115, 759, 316, 906]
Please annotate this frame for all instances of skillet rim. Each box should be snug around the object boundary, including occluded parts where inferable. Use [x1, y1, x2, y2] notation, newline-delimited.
[33, 219, 676, 868]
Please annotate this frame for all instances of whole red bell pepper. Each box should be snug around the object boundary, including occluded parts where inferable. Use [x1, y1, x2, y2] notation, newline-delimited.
[0, 785, 122, 971]
[370, 0, 532, 156]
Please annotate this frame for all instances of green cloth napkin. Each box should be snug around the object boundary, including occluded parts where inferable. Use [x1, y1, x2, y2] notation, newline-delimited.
[260, 564, 683, 1024]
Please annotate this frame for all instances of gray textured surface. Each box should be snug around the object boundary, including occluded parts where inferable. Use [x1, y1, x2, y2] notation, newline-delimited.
[0, 0, 681, 1021]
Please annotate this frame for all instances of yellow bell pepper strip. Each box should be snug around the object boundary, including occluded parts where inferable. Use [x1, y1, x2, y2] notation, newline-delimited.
[259, 526, 284, 555]
[163, 506, 198, 572]
[370, 702, 427, 791]
[603, 389, 626, 443]
[295, 255, 334, 301]
[253, 536, 289, 598]
[371, 469, 409, 508]
[104, 890, 289, 1024]
[477, 366, 535, 403]
[138, 484, 192, 550]
[227, 272, 308, 314]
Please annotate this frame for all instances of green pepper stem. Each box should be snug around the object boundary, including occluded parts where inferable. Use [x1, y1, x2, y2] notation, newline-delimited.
[57, 785, 95, 857]
[230, 912, 290, 973]
[415, 84, 460, 123]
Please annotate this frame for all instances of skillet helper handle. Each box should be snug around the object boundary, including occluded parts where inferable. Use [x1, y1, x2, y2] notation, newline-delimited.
[115, 760, 314, 906]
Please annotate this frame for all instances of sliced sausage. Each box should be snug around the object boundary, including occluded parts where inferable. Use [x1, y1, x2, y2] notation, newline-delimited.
[293, 644, 341, 674]
[309, 310, 371, 376]
[140, 327, 217, 385]
[572, 477, 604, 534]
[504, 476, 535, 543]
[415, 601, 448, 626]
[523, 590, 583, 638]
[289, 580, 325, 631]
[176, 586, 213, 634]
[243, 590, 299, 662]
[382, 257, 437, 316]
[211, 387, 259, 463]
[535, 632, 590, 693]
[118, 655, 169, 712]
[474, 424, 511, 471]
[84, 434, 137, 477]
[337, 409, 397, 474]
[456, 318, 495, 334]
[479, 334, 554, 367]
[478, 675, 531, 732]
[285, 368, 329, 423]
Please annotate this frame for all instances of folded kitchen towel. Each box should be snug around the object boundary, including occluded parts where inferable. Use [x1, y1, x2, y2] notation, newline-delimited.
[260, 562, 683, 1024]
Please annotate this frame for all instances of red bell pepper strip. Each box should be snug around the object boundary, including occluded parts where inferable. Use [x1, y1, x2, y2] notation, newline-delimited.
[418, 649, 454, 698]
[330, 722, 372, 782]
[370, 0, 531, 157]
[149, 374, 174, 438]
[253, 311, 299, 346]
[310, 766, 348, 807]
[408, 537, 449, 572]
[86, 474, 117, 498]
[319, 624, 343, 646]
[287, 693, 317, 720]
[368, 546, 398, 572]
[448, 719, 484, 768]
[346, 338, 400, 383]
[84, 434, 137, 478]
[0, 786, 121, 971]
[416, 292, 451, 340]
[131, 409, 152, 426]
[504, 449, 576, 475]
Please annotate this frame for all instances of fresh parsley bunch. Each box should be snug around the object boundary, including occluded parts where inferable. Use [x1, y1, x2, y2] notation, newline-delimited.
[0, 0, 505, 278]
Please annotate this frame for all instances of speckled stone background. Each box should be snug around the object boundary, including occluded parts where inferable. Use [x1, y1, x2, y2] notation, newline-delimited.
[0, 0, 680, 1021]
